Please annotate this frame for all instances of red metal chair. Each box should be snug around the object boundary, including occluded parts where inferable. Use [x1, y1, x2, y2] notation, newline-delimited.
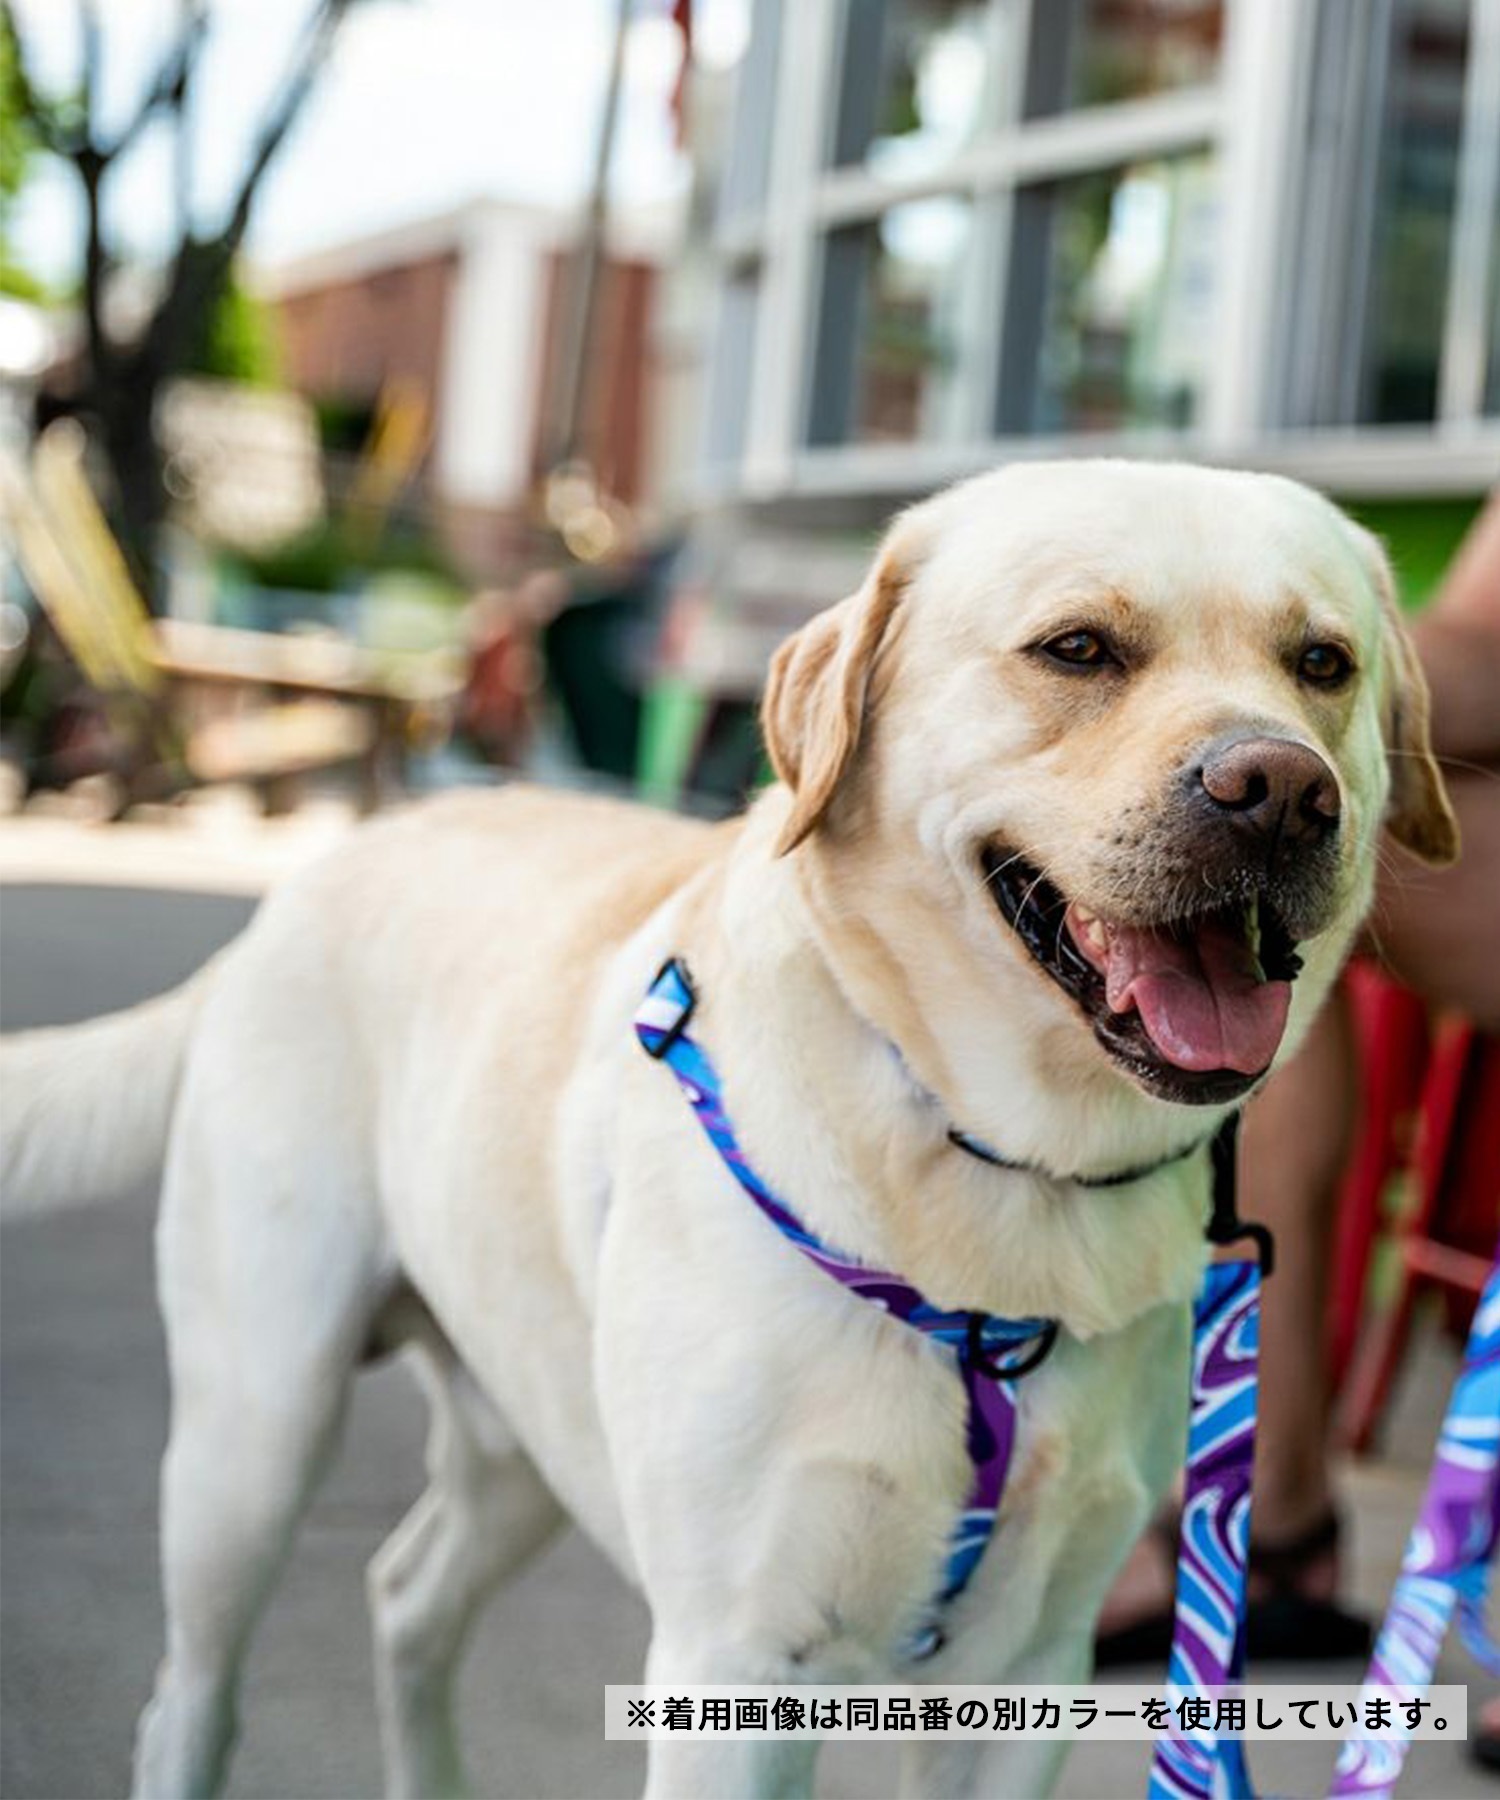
[1331, 960, 1500, 1452]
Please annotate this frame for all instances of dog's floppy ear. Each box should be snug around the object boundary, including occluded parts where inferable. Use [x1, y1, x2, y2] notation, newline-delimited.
[761, 529, 912, 856]
[1347, 523, 1459, 866]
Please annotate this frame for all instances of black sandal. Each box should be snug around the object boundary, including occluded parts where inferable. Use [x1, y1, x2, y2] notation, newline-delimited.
[1095, 1510, 1372, 1668]
[1473, 1724, 1500, 1776]
[1245, 1512, 1372, 1663]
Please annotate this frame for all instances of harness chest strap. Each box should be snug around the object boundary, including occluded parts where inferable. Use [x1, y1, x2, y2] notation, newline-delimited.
[633, 959, 1249, 1658]
[634, 958, 1055, 1656]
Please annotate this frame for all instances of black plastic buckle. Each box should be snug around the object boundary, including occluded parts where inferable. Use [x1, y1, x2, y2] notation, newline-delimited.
[965, 1314, 1059, 1381]
[1205, 1112, 1276, 1277]
[642, 957, 697, 1061]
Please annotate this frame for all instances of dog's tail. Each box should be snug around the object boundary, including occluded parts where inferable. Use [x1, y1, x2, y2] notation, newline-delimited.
[0, 960, 221, 1219]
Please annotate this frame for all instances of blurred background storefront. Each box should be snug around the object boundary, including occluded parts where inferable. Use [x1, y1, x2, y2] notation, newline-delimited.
[1, 0, 1496, 816]
[4, 16, 1498, 1800]
[656, 0, 1500, 804]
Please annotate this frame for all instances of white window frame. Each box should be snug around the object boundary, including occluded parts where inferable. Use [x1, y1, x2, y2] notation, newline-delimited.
[1440, 0, 1500, 426]
[703, 0, 1500, 502]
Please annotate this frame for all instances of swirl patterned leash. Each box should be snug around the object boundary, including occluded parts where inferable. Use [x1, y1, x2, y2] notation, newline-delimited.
[1329, 1244, 1500, 1800]
[1148, 1256, 1262, 1800]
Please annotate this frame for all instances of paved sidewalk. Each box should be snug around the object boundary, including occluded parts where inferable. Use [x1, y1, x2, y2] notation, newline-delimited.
[1, 847, 1493, 1798]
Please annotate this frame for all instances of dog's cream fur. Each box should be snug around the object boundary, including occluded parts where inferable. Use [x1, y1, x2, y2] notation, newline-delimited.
[1, 462, 1455, 1800]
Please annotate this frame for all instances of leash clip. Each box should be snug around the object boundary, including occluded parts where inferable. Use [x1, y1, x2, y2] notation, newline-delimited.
[1205, 1112, 1276, 1277]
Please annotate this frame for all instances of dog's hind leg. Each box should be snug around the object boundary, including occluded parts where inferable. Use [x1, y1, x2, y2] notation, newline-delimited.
[131, 1109, 385, 1799]
[368, 1332, 564, 1800]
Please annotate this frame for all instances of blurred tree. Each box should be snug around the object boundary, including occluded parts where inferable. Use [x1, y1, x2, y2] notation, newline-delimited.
[0, 0, 364, 605]
[0, 18, 48, 298]
[188, 277, 279, 387]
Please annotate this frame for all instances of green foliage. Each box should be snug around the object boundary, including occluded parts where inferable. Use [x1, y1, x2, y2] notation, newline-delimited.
[0, 24, 30, 204]
[0, 19, 62, 303]
[0, 20, 36, 268]
[0, 255, 48, 301]
[1341, 498, 1485, 610]
[222, 515, 463, 597]
[187, 277, 280, 386]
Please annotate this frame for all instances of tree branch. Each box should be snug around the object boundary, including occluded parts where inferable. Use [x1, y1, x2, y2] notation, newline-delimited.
[217, 0, 354, 259]
[103, 0, 207, 163]
[4, 0, 207, 179]
[139, 0, 359, 377]
[0, 0, 73, 156]
[168, 0, 206, 243]
[79, 0, 103, 146]
[79, 146, 114, 385]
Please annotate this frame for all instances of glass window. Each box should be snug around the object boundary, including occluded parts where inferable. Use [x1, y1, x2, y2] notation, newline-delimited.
[1025, 0, 1224, 117]
[829, 0, 1004, 177]
[1358, 0, 1470, 423]
[1487, 206, 1500, 417]
[703, 270, 761, 467]
[716, 0, 784, 225]
[998, 153, 1218, 433]
[808, 196, 973, 445]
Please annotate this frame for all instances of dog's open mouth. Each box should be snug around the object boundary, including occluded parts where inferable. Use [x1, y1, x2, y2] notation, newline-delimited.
[981, 846, 1304, 1105]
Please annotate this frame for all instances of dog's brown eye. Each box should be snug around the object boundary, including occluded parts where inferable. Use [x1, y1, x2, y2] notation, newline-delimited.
[1298, 643, 1354, 687]
[1040, 630, 1114, 669]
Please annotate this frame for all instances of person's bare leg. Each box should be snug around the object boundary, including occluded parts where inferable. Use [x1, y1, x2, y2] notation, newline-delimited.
[1239, 993, 1355, 1586]
[1369, 770, 1500, 1033]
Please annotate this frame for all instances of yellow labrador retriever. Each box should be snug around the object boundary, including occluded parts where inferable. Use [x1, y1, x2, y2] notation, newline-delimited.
[2, 461, 1455, 1800]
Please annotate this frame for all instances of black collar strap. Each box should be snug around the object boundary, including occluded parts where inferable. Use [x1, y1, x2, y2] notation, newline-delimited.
[950, 1113, 1273, 1274]
[946, 1124, 1211, 1190]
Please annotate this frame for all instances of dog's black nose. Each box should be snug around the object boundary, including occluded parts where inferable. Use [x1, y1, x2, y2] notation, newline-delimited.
[1196, 735, 1340, 848]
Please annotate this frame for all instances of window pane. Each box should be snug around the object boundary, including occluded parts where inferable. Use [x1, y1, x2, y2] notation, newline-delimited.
[1487, 206, 1500, 417]
[716, 0, 783, 224]
[1025, 0, 1224, 117]
[703, 270, 761, 467]
[829, 0, 1004, 176]
[1359, 0, 1470, 424]
[809, 197, 973, 445]
[999, 154, 1218, 433]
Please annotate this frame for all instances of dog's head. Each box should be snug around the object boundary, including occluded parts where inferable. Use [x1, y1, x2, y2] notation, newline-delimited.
[762, 461, 1455, 1118]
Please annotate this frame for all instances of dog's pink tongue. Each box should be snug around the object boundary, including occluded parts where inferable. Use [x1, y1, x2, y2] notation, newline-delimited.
[1099, 916, 1291, 1075]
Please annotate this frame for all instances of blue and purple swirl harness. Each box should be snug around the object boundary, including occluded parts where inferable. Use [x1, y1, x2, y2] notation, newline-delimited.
[633, 959, 1498, 1800]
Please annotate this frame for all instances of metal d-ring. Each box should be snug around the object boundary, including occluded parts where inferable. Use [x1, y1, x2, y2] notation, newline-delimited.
[965, 1315, 1059, 1381]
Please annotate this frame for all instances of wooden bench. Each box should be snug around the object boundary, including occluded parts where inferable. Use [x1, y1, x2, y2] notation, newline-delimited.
[3, 422, 451, 814]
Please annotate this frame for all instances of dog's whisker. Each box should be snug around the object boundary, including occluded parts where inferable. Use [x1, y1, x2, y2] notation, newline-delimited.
[1016, 868, 1056, 920]
[980, 848, 1032, 892]
[1052, 911, 1073, 965]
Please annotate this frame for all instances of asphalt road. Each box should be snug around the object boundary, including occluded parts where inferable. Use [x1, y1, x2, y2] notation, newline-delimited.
[1, 879, 1492, 1800]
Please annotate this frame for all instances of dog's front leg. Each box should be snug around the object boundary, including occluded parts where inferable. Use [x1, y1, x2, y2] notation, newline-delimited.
[640, 1635, 818, 1800]
[897, 1631, 1092, 1800]
[895, 1736, 985, 1800]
